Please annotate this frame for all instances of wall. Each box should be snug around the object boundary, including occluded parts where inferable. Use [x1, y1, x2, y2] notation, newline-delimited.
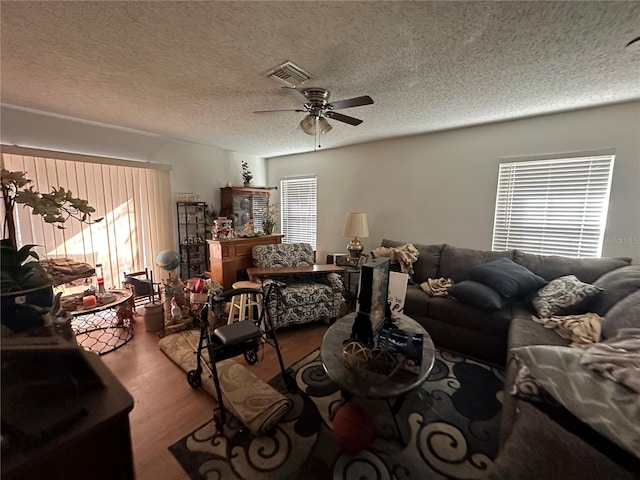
[0, 106, 266, 210]
[267, 102, 640, 264]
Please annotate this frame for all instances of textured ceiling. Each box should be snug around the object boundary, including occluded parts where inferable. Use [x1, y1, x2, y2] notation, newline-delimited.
[1, 1, 639, 158]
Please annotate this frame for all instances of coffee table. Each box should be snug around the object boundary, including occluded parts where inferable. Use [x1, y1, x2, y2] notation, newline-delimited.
[320, 312, 435, 443]
[64, 289, 135, 355]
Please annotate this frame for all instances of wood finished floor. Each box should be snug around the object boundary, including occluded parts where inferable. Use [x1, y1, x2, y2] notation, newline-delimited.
[100, 316, 328, 480]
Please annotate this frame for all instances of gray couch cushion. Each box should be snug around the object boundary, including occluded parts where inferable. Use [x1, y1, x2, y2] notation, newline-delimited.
[513, 250, 631, 284]
[508, 315, 569, 350]
[487, 402, 637, 480]
[426, 297, 512, 337]
[469, 257, 547, 298]
[438, 245, 514, 282]
[447, 280, 506, 311]
[601, 290, 640, 339]
[403, 284, 429, 317]
[381, 239, 444, 283]
[591, 265, 640, 316]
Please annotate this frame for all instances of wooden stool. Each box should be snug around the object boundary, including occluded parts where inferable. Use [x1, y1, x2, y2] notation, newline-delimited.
[228, 281, 263, 323]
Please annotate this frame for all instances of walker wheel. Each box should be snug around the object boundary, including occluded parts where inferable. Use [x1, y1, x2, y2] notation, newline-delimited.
[284, 372, 297, 393]
[187, 369, 202, 389]
[244, 347, 259, 365]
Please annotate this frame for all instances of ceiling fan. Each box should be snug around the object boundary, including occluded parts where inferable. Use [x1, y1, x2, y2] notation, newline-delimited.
[254, 87, 374, 136]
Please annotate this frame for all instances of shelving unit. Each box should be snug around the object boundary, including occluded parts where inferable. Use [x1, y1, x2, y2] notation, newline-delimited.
[220, 186, 276, 234]
[176, 201, 208, 278]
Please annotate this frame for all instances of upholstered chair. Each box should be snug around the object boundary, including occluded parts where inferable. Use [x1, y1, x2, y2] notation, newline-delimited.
[251, 243, 343, 328]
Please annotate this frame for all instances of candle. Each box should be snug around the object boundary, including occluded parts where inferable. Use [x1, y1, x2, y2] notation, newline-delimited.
[83, 295, 97, 307]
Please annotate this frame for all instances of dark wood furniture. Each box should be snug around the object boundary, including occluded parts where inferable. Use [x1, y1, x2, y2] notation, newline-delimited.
[220, 186, 276, 234]
[247, 264, 346, 281]
[207, 235, 284, 291]
[1, 348, 135, 480]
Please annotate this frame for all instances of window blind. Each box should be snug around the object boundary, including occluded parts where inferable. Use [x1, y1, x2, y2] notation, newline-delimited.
[492, 155, 614, 258]
[280, 177, 317, 249]
[1, 149, 174, 288]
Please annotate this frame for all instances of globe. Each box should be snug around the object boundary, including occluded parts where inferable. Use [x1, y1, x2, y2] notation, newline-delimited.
[155, 250, 181, 272]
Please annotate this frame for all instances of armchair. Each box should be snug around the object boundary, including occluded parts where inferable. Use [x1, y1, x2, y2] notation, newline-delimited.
[251, 243, 343, 328]
[122, 268, 160, 307]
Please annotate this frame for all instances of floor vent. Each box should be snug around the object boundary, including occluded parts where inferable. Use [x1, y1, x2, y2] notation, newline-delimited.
[264, 61, 313, 88]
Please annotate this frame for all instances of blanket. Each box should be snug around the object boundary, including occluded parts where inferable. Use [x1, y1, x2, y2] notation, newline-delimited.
[580, 328, 640, 393]
[158, 329, 292, 435]
[372, 243, 420, 276]
[420, 277, 454, 297]
[532, 313, 602, 347]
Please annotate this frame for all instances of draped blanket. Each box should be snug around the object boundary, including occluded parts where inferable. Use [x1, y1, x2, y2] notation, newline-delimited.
[372, 243, 420, 276]
[531, 313, 602, 347]
[158, 329, 292, 435]
[580, 328, 640, 393]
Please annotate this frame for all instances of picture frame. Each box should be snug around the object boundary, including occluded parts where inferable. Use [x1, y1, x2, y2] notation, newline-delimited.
[357, 254, 369, 267]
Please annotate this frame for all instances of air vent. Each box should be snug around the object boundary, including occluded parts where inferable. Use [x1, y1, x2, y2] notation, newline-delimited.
[264, 61, 313, 88]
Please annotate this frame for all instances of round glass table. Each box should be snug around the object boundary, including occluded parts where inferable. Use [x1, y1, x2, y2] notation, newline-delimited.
[320, 312, 435, 443]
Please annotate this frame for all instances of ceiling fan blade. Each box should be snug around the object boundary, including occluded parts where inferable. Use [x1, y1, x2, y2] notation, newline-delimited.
[282, 87, 310, 104]
[325, 111, 363, 126]
[254, 108, 305, 113]
[328, 95, 374, 110]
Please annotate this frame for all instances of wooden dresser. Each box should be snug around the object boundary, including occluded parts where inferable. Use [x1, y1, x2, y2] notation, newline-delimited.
[207, 235, 284, 290]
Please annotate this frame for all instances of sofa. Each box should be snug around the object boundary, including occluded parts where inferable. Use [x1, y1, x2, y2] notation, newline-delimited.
[380, 239, 640, 478]
[251, 243, 343, 329]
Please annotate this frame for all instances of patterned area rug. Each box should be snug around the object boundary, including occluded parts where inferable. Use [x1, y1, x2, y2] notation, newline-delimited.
[169, 348, 505, 480]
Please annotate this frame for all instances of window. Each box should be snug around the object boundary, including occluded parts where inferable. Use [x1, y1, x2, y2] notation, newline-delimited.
[280, 176, 317, 249]
[1, 146, 174, 288]
[492, 153, 614, 258]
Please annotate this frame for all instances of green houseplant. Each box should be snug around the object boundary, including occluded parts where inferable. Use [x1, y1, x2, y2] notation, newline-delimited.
[1, 168, 101, 296]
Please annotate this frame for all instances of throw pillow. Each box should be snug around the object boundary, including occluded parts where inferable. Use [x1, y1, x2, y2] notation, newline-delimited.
[469, 257, 546, 298]
[601, 290, 640, 339]
[512, 345, 640, 458]
[447, 281, 505, 312]
[532, 275, 603, 318]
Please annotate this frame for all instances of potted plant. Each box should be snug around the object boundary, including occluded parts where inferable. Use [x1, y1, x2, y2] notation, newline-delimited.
[241, 161, 253, 187]
[1, 169, 101, 305]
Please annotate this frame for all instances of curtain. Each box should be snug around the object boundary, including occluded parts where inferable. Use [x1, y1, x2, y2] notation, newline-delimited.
[1, 147, 173, 288]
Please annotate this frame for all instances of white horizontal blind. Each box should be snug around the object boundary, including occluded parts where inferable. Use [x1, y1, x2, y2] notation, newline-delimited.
[492, 155, 614, 257]
[1, 150, 174, 288]
[280, 177, 317, 249]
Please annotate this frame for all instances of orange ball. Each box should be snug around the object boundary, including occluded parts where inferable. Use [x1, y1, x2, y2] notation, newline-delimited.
[332, 404, 374, 454]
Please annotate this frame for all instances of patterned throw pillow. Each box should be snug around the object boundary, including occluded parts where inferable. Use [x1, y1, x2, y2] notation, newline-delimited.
[532, 275, 603, 318]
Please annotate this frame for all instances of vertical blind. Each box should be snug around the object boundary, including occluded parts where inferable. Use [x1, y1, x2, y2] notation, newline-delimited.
[1, 148, 174, 288]
[492, 154, 615, 258]
[280, 177, 317, 249]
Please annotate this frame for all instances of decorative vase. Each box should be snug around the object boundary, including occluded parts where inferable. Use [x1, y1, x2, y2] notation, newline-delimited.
[243, 181, 251, 187]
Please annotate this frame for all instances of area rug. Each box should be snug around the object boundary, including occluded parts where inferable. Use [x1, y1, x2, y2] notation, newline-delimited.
[169, 348, 505, 480]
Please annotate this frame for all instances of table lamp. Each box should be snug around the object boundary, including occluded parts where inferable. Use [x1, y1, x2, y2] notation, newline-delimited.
[343, 212, 369, 266]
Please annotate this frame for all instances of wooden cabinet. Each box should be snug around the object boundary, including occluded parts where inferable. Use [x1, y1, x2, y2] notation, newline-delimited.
[176, 201, 208, 278]
[220, 186, 275, 234]
[207, 235, 283, 291]
[1, 348, 134, 480]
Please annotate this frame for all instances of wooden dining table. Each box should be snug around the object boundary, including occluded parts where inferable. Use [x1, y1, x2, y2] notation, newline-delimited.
[246, 264, 346, 281]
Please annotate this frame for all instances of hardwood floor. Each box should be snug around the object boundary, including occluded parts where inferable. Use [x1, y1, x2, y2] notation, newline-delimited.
[100, 316, 328, 480]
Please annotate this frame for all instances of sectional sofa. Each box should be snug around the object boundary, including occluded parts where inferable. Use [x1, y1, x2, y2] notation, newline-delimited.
[380, 239, 640, 478]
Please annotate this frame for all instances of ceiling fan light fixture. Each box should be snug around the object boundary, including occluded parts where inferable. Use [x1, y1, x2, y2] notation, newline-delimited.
[299, 115, 316, 135]
[318, 117, 332, 134]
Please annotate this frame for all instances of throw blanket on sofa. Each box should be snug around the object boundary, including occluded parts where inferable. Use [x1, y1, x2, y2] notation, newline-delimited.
[532, 313, 602, 347]
[580, 328, 640, 393]
[372, 243, 420, 276]
[420, 277, 455, 297]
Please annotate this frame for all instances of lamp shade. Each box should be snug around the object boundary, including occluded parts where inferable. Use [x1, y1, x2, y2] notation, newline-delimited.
[343, 212, 369, 238]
